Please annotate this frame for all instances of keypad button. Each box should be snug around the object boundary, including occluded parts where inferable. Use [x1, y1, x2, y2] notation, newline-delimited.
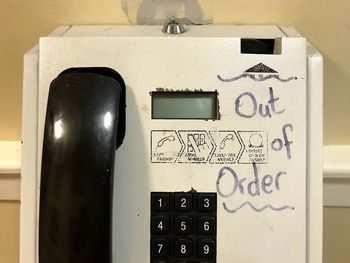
[152, 261, 169, 263]
[197, 239, 216, 259]
[197, 193, 216, 212]
[197, 216, 216, 235]
[174, 216, 193, 235]
[152, 193, 170, 212]
[151, 238, 170, 258]
[174, 193, 193, 212]
[175, 239, 193, 258]
[151, 215, 170, 234]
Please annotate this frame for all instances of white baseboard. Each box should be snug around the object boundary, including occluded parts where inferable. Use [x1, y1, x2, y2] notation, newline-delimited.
[0, 141, 21, 200]
[323, 145, 350, 206]
[1, 141, 349, 206]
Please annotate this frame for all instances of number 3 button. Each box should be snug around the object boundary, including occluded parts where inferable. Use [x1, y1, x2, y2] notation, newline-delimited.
[175, 193, 192, 212]
[197, 193, 216, 212]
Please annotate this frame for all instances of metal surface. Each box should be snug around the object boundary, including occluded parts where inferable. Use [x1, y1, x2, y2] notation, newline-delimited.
[162, 18, 185, 34]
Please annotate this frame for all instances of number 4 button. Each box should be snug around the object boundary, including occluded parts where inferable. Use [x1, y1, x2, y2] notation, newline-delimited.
[151, 215, 170, 234]
[197, 193, 216, 212]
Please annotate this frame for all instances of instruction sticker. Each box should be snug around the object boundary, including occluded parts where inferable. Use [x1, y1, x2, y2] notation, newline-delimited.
[151, 130, 184, 163]
[209, 131, 244, 164]
[238, 131, 268, 164]
[151, 130, 268, 164]
[177, 130, 215, 163]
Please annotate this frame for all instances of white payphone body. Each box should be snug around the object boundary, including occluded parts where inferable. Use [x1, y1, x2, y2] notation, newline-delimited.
[21, 25, 323, 263]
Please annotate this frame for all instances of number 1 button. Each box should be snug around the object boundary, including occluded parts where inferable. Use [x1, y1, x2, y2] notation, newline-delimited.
[175, 193, 192, 212]
[151, 193, 170, 212]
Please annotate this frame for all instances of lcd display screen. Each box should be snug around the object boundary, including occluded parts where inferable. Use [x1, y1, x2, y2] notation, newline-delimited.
[152, 92, 218, 119]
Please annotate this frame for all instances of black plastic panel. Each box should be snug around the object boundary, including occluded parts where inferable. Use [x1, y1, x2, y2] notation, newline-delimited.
[150, 192, 217, 263]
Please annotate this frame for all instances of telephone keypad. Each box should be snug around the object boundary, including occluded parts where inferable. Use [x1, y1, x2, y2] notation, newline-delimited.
[150, 192, 217, 263]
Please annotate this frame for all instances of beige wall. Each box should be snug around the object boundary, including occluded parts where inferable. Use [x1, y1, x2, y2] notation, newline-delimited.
[0, 1, 349, 263]
[0, 201, 19, 263]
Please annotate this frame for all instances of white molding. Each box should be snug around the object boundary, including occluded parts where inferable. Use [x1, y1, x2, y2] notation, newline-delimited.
[0, 141, 21, 200]
[0, 141, 349, 205]
[323, 145, 350, 179]
[0, 141, 21, 174]
[323, 145, 350, 207]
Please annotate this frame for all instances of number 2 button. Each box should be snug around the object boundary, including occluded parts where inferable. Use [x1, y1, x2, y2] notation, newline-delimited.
[175, 193, 192, 212]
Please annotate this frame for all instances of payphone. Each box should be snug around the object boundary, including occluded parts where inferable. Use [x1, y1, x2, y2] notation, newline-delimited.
[21, 24, 323, 263]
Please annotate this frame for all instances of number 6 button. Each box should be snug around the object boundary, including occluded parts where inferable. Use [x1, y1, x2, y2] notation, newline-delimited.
[174, 193, 192, 212]
[197, 216, 216, 235]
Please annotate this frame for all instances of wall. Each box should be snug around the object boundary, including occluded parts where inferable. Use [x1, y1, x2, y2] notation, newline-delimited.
[0, 201, 20, 263]
[0, 0, 349, 263]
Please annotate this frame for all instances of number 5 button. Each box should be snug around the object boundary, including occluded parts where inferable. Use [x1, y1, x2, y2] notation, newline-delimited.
[174, 193, 192, 212]
[197, 193, 216, 212]
[175, 216, 193, 235]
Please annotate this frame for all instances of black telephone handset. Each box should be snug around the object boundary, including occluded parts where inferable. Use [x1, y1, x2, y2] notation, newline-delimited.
[39, 68, 125, 263]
